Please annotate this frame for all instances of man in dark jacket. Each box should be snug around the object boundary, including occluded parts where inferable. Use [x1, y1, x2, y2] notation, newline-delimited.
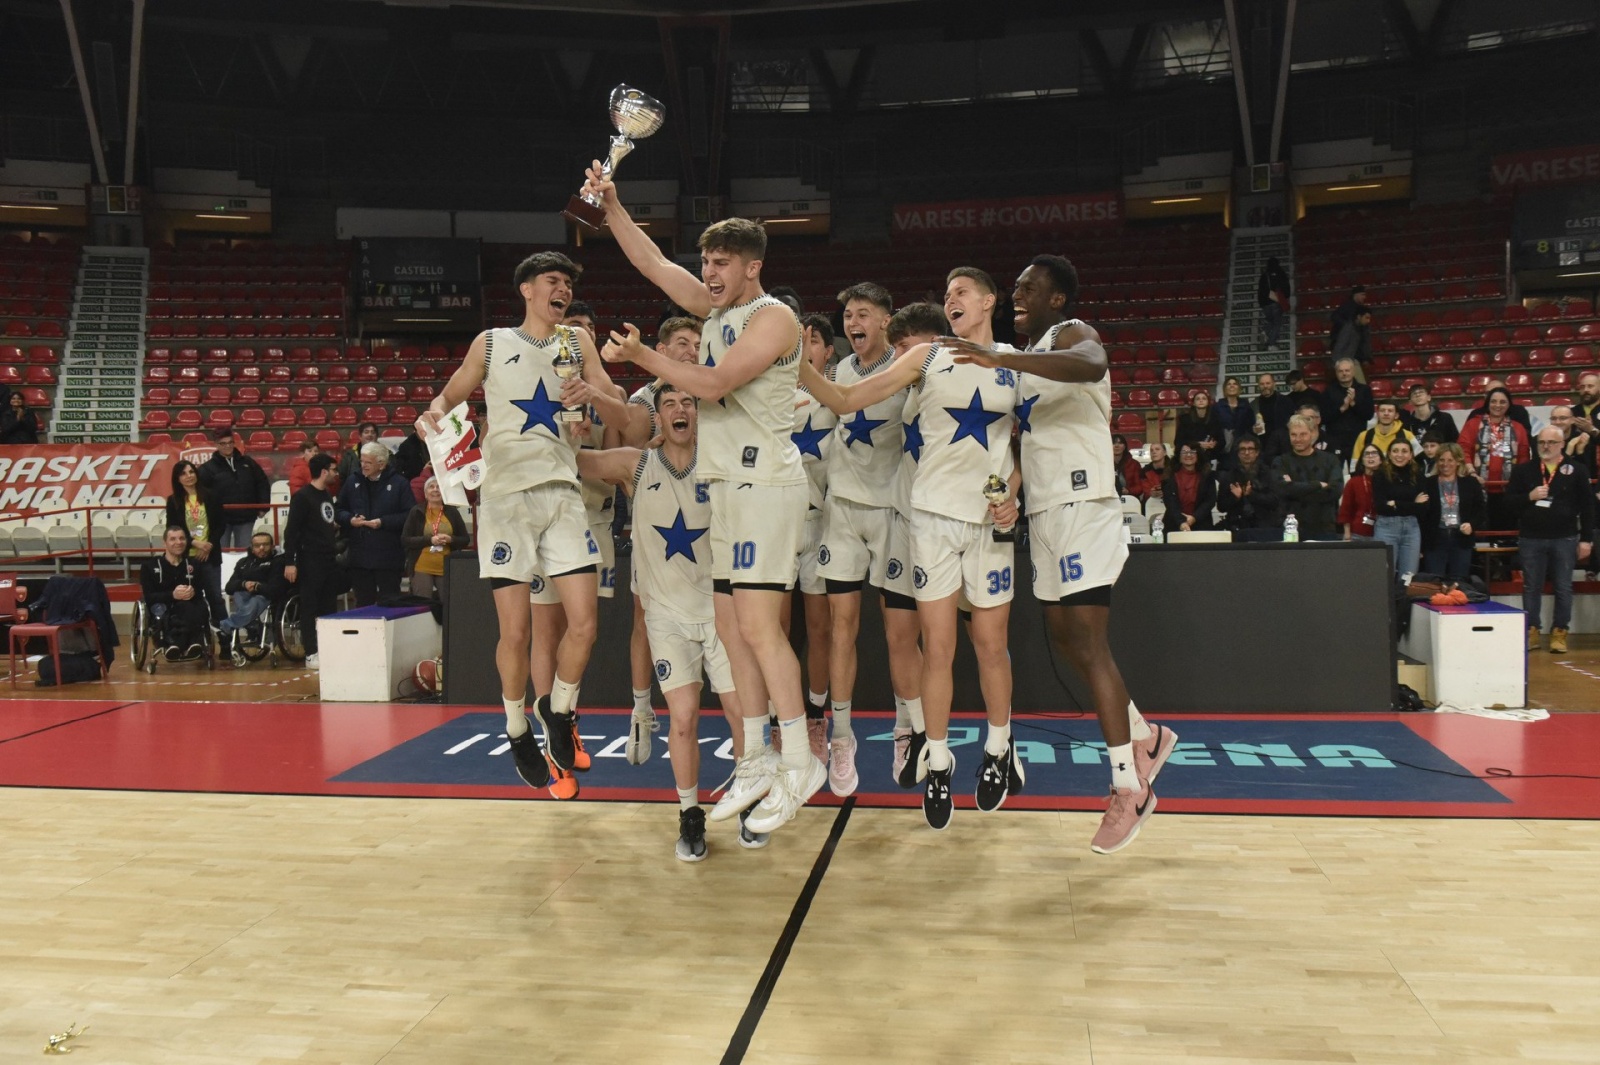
[1328, 284, 1368, 345]
[1508, 427, 1596, 654]
[1401, 384, 1457, 444]
[1217, 436, 1282, 540]
[198, 429, 271, 549]
[283, 453, 342, 670]
[1253, 372, 1294, 441]
[1272, 415, 1345, 539]
[1320, 358, 1373, 460]
[336, 422, 381, 486]
[220, 530, 288, 639]
[142, 527, 209, 656]
[1257, 258, 1291, 347]
[393, 430, 429, 481]
[336, 441, 416, 606]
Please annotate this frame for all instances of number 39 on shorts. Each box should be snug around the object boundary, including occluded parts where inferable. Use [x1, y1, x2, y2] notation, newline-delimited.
[985, 566, 1012, 594]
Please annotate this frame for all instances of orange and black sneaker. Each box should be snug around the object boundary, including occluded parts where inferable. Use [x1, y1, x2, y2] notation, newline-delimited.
[570, 714, 591, 772]
[547, 756, 580, 801]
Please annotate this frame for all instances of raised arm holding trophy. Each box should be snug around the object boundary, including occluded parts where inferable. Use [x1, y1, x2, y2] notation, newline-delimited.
[563, 85, 666, 231]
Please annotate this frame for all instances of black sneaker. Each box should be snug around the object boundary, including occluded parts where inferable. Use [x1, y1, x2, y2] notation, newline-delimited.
[1005, 738, 1026, 794]
[923, 757, 955, 831]
[676, 807, 708, 863]
[975, 746, 1012, 813]
[507, 726, 551, 789]
[737, 807, 770, 850]
[897, 730, 927, 790]
[531, 694, 576, 771]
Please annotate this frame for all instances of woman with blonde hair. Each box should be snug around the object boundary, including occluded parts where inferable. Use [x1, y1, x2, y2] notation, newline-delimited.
[401, 477, 469, 599]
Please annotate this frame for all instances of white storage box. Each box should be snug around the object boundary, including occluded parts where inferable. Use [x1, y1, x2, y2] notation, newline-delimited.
[316, 604, 441, 702]
[1400, 601, 1526, 708]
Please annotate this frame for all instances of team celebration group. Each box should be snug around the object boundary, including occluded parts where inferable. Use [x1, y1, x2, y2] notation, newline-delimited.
[415, 163, 1179, 862]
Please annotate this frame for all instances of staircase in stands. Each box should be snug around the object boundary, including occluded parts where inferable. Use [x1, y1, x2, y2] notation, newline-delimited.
[50, 246, 148, 444]
[1223, 227, 1295, 396]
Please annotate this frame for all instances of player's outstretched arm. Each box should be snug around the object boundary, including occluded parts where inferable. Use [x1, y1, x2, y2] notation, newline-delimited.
[805, 342, 925, 414]
[417, 331, 489, 438]
[577, 446, 645, 495]
[583, 163, 711, 317]
[604, 305, 797, 404]
[947, 321, 1107, 384]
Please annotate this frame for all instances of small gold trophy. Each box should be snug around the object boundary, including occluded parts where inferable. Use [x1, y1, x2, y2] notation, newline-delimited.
[551, 349, 584, 423]
[983, 474, 1016, 543]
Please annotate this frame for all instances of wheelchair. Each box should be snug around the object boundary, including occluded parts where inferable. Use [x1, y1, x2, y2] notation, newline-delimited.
[221, 590, 307, 668]
[129, 596, 216, 673]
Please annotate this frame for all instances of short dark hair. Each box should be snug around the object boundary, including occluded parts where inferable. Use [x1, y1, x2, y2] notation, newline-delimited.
[1296, 399, 1321, 413]
[514, 251, 581, 288]
[252, 530, 275, 544]
[800, 312, 834, 347]
[1408, 383, 1430, 396]
[563, 299, 595, 321]
[767, 285, 803, 314]
[657, 316, 701, 347]
[1028, 254, 1079, 306]
[309, 453, 336, 478]
[654, 381, 690, 408]
[698, 217, 767, 260]
[887, 302, 949, 344]
[946, 266, 997, 296]
[837, 282, 893, 313]
[1422, 430, 1452, 445]
[299, 439, 319, 453]
[1375, 398, 1398, 410]
[1286, 370, 1305, 385]
[163, 524, 190, 544]
[358, 421, 377, 436]
[213, 427, 235, 441]
[1351, 284, 1367, 295]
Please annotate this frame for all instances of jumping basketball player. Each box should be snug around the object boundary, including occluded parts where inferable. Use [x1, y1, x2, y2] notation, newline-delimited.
[792, 313, 838, 764]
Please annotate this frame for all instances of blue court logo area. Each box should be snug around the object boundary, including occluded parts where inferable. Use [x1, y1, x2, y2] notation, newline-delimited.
[332, 714, 1506, 805]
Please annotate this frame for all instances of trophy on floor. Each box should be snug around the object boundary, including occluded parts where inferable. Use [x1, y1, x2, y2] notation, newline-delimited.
[563, 85, 667, 230]
[983, 474, 1017, 543]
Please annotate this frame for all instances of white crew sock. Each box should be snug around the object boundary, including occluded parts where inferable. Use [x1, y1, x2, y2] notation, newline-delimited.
[985, 720, 1011, 756]
[808, 689, 828, 709]
[894, 696, 911, 730]
[504, 697, 528, 739]
[925, 737, 952, 772]
[550, 676, 579, 716]
[742, 715, 768, 758]
[632, 688, 652, 715]
[906, 697, 925, 733]
[778, 717, 811, 771]
[1108, 742, 1139, 791]
[1127, 700, 1153, 742]
[677, 787, 698, 811]
[831, 700, 853, 739]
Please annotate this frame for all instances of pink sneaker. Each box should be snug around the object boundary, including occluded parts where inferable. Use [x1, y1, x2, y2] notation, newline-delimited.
[807, 718, 828, 765]
[1133, 723, 1178, 785]
[892, 726, 912, 783]
[828, 732, 859, 797]
[1090, 780, 1156, 854]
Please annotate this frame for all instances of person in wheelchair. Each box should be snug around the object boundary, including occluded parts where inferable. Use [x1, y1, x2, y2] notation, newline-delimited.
[140, 526, 212, 660]
[220, 530, 288, 655]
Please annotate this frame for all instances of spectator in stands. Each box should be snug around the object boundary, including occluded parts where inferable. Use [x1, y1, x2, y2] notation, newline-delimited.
[1273, 414, 1345, 540]
[1339, 445, 1383, 541]
[1269, 399, 1332, 461]
[1417, 431, 1445, 477]
[1285, 368, 1320, 409]
[1112, 435, 1145, 500]
[0, 379, 9, 415]
[165, 459, 226, 627]
[286, 439, 323, 496]
[1320, 358, 1373, 460]
[1402, 384, 1455, 444]
[1509, 427, 1595, 654]
[1370, 438, 1428, 575]
[1460, 386, 1530, 484]
[1161, 443, 1217, 533]
[1548, 405, 1594, 467]
[767, 285, 805, 315]
[337, 440, 415, 606]
[220, 531, 287, 641]
[1140, 441, 1170, 500]
[0, 391, 40, 445]
[392, 430, 429, 482]
[198, 429, 271, 550]
[1466, 378, 1532, 433]
[336, 422, 380, 486]
[1174, 392, 1225, 468]
[1253, 372, 1292, 440]
[1332, 310, 1373, 380]
[140, 526, 210, 659]
[1217, 377, 1255, 447]
[402, 476, 469, 600]
[1350, 400, 1419, 473]
[562, 300, 597, 339]
[1329, 284, 1368, 347]
[283, 453, 341, 670]
[1217, 436, 1280, 540]
[1572, 372, 1600, 439]
[1257, 256, 1291, 347]
[1421, 443, 1485, 580]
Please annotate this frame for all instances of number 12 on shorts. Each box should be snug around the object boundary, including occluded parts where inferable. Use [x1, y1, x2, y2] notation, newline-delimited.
[1058, 553, 1083, 583]
[731, 540, 757, 570]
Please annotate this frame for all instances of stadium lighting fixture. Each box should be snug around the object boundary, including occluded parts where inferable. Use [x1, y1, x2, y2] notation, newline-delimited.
[1, 203, 61, 211]
[1150, 197, 1202, 204]
[1326, 184, 1382, 192]
[1557, 270, 1600, 278]
[395, 317, 452, 323]
[762, 217, 811, 224]
[196, 213, 250, 220]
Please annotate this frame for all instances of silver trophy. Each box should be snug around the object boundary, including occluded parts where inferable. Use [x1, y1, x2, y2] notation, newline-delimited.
[563, 85, 666, 231]
[983, 474, 1016, 543]
[552, 349, 584, 422]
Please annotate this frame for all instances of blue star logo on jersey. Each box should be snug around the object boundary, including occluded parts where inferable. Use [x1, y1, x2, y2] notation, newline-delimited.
[511, 379, 564, 436]
[841, 410, 887, 449]
[1015, 393, 1039, 434]
[903, 414, 924, 462]
[791, 415, 830, 459]
[945, 388, 1004, 448]
[654, 508, 710, 564]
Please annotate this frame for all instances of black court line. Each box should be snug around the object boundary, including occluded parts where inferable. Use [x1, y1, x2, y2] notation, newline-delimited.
[720, 796, 856, 1065]
[0, 702, 138, 747]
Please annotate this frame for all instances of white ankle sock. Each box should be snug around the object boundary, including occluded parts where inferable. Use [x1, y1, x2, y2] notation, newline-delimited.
[1108, 742, 1138, 791]
[504, 697, 528, 739]
[894, 696, 911, 729]
[985, 721, 1011, 756]
[906, 697, 925, 732]
[633, 688, 652, 715]
[925, 737, 952, 771]
[1127, 701, 1153, 742]
[778, 717, 810, 770]
[742, 715, 768, 757]
[831, 701, 853, 738]
[677, 788, 698, 811]
[550, 677, 579, 716]
[808, 689, 827, 709]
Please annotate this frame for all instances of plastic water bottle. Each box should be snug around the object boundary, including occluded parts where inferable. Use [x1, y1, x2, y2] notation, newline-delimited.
[1150, 515, 1165, 543]
[1283, 514, 1299, 543]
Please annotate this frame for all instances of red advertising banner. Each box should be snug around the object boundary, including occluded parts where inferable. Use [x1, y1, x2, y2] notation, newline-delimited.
[0, 442, 197, 516]
[891, 192, 1122, 234]
[1491, 144, 1600, 191]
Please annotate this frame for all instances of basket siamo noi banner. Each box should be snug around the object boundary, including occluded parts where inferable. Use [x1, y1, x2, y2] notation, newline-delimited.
[0, 442, 198, 516]
[891, 191, 1122, 234]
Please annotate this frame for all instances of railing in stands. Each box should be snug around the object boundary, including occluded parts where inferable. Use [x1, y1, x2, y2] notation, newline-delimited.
[0, 502, 292, 577]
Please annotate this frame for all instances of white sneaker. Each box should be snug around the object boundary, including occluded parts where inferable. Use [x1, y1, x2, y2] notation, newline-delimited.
[709, 749, 776, 822]
[743, 755, 827, 834]
[625, 708, 658, 765]
[305, 653, 319, 670]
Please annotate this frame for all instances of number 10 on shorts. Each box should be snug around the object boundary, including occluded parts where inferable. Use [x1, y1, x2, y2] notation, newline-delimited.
[1058, 553, 1083, 583]
[731, 540, 757, 570]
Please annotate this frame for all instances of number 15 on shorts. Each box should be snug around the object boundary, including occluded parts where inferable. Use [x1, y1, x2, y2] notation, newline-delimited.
[1058, 553, 1083, 583]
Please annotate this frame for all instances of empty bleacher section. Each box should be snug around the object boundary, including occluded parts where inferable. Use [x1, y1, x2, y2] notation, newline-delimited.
[52, 247, 147, 443]
[0, 234, 74, 433]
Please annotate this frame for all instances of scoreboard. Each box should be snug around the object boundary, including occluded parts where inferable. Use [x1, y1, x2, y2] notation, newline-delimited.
[352, 238, 482, 329]
[1512, 185, 1600, 272]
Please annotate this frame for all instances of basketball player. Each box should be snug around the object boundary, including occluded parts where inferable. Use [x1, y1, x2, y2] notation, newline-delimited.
[584, 163, 825, 835]
[802, 268, 1020, 830]
[415, 251, 612, 798]
[945, 254, 1178, 854]
[578, 383, 767, 860]
[791, 313, 837, 763]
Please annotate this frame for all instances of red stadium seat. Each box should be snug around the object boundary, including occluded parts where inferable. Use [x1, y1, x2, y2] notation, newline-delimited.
[245, 430, 275, 451]
[269, 407, 297, 427]
[315, 430, 343, 452]
[174, 387, 201, 406]
[1503, 372, 1534, 392]
[1424, 353, 1455, 371]
[1113, 413, 1145, 434]
[353, 385, 379, 404]
[1456, 351, 1488, 371]
[1161, 367, 1187, 384]
[1155, 389, 1183, 407]
[1562, 346, 1594, 366]
[1368, 379, 1393, 400]
[1132, 367, 1159, 385]
[1546, 324, 1577, 343]
[277, 429, 308, 452]
[143, 366, 171, 385]
[205, 410, 235, 431]
[324, 385, 350, 404]
[203, 386, 231, 406]
[1488, 349, 1521, 369]
[1430, 375, 1462, 397]
[140, 410, 171, 431]
[23, 366, 56, 385]
[1512, 326, 1540, 345]
[331, 406, 358, 425]
[393, 405, 418, 424]
[300, 407, 329, 426]
[293, 385, 320, 405]
[1539, 370, 1572, 392]
[173, 410, 203, 430]
[325, 364, 351, 383]
[235, 386, 262, 405]
[1125, 388, 1153, 407]
[1390, 354, 1423, 374]
[381, 385, 407, 402]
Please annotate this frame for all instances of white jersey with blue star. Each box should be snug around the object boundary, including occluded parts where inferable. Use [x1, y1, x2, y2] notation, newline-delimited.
[698, 294, 806, 487]
[631, 446, 713, 625]
[910, 342, 1018, 523]
[894, 388, 921, 519]
[828, 349, 905, 506]
[1017, 320, 1116, 512]
[478, 325, 582, 501]
[792, 386, 837, 512]
[576, 418, 617, 524]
